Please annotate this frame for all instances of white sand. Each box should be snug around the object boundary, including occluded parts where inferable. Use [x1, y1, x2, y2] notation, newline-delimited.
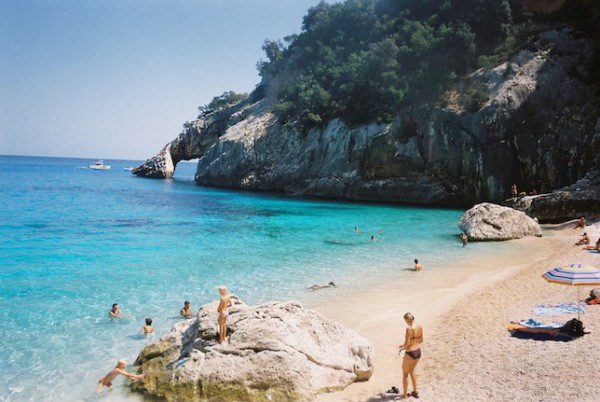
[310, 225, 600, 401]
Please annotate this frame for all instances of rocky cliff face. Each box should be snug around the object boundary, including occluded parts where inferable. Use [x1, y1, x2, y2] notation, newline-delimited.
[134, 29, 599, 217]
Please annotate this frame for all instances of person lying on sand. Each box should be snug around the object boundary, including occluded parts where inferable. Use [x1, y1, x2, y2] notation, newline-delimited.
[109, 303, 123, 319]
[140, 318, 153, 335]
[575, 233, 590, 246]
[575, 216, 586, 229]
[180, 301, 192, 318]
[308, 281, 336, 291]
[460, 233, 468, 247]
[413, 259, 424, 271]
[97, 360, 144, 394]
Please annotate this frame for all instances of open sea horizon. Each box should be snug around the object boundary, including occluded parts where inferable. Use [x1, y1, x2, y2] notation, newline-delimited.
[0, 155, 521, 401]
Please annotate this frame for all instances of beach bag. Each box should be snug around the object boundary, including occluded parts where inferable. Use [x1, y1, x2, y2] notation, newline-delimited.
[561, 318, 585, 337]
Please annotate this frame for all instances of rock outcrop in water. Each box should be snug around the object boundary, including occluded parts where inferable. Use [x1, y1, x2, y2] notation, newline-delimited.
[458, 203, 542, 241]
[134, 29, 599, 215]
[131, 298, 374, 401]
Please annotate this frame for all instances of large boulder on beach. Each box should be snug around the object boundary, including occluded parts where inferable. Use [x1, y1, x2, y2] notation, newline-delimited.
[131, 298, 374, 401]
[459, 203, 542, 241]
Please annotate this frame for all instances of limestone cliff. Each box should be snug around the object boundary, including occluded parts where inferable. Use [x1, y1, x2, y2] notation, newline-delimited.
[134, 29, 599, 219]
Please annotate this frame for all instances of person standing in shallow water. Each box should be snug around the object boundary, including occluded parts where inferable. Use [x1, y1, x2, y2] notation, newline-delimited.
[460, 232, 468, 247]
[398, 312, 423, 399]
[180, 301, 192, 318]
[217, 286, 232, 344]
[109, 303, 123, 319]
[413, 259, 423, 271]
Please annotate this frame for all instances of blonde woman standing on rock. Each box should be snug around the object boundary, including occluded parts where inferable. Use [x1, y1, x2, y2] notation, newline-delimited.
[399, 312, 423, 399]
[217, 286, 232, 344]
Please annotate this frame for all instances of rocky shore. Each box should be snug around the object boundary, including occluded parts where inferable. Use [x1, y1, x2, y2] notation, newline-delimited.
[131, 298, 373, 401]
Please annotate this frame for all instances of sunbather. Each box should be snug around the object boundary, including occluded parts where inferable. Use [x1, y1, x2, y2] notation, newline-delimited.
[582, 238, 600, 251]
[575, 233, 590, 246]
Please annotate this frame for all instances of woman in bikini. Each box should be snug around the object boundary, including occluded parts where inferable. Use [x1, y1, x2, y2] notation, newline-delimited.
[217, 286, 232, 344]
[399, 312, 423, 399]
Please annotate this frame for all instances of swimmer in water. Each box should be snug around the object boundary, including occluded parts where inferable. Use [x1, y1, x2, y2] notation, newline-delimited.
[308, 281, 337, 291]
[141, 318, 154, 335]
[460, 233, 468, 247]
[109, 303, 123, 319]
[97, 360, 144, 394]
[378, 229, 383, 235]
[354, 226, 359, 234]
[370, 235, 375, 241]
[180, 301, 192, 318]
[413, 259, 423, 271]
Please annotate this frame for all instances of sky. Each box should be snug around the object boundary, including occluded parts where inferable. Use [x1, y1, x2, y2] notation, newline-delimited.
[0, 0, 337, 160]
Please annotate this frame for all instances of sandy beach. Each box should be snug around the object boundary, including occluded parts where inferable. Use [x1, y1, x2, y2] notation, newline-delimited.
[312, 224, 600, 401]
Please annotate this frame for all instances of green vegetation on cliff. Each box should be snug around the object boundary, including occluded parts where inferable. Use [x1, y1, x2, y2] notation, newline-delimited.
[254, 0, 599, 132]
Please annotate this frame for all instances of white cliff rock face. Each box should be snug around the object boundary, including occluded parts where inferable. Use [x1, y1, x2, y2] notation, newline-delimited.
[132, 299, 374, 401]
[458, 203, 542, 240]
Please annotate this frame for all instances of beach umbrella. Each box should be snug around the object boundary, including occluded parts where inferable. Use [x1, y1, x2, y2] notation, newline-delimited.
[542, 263, 600, 319]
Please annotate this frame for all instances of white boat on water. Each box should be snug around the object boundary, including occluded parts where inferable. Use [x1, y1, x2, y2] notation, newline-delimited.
[89, 160, 111, 170]
[124, 167, 134, 171]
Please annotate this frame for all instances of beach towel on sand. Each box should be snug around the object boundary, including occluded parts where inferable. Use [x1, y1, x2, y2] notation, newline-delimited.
[532, 302, 586, 316]
[518, 319, 563, 329]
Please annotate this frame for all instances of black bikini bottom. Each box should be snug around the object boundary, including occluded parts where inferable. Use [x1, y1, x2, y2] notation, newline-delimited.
[405, 349, 421, 360]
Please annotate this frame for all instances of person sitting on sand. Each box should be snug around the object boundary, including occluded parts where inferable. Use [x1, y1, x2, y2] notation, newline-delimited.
[413, 259, 423, 271]
[141, 318, 153, 335]
[308, 281, 337, 291]
[582, 237, 600, 252]
[180, 301, 192, 318]
[97, 360, 144, 394]
[398, 313, 423, 399]
[575, 233, 590, 246]
[217, 286, 232, 344]
[575, 216, 586, 229]
[460, 233, 468, 247]
[109, 303, 123, 319]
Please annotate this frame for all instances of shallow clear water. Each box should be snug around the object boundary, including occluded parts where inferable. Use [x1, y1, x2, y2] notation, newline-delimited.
[0, 155, 516, 401]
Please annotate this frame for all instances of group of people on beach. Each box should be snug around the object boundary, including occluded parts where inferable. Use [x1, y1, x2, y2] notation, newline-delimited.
[98, 286, 233, 394]
[574, 217, 600, 251]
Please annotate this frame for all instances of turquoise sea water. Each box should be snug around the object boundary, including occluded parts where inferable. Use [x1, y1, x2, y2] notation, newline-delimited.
[0, 155, 515, 401]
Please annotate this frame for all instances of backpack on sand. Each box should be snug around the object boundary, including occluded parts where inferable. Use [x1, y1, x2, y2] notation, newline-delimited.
[560, 318, 586, 337]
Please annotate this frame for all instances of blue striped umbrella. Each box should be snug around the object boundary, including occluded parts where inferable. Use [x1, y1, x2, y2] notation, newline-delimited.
[543, 264, 600, 319]
[543, 264, 600, 286]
